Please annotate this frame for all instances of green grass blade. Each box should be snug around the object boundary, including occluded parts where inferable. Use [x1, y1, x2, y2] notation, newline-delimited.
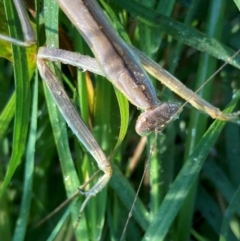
[112, 87, 129, 152]
[43, 1, 84, 239]
[0, 93, 15, 140]
[0, 0, 31, 198]
[233, 0, 240, 10]
[12, 72, 38, 241]
[46, 202, 74, 241]
[1, 1, 240, 240]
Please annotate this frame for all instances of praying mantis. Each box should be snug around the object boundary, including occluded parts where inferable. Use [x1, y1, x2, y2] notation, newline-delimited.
[0, 0, 240, 240]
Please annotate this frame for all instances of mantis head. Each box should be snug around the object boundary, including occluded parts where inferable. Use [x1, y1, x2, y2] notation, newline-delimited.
[135, 102, 182, 136]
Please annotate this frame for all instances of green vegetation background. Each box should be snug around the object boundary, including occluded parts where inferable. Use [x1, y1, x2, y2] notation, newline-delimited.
[0, 0, 240, 240]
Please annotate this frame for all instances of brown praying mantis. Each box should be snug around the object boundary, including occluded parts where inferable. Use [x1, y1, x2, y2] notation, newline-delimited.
[1, 0, 240, 240]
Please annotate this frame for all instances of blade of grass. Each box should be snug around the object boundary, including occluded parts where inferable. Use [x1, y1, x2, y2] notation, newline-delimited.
[0, 0, 36, 142]
[46, 202, 75, 241]
[0, 93, 15, 141]
[112, 87, 129, 152]
[12, 0, 40, 236]
[0, 0, 31, 198]
[233, 0, 240, 10]
[12, 71, 38, 241]
[43, 1, 84, 239]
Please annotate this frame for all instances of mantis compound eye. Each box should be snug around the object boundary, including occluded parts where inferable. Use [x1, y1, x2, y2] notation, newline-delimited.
[135, 102, 182, 136]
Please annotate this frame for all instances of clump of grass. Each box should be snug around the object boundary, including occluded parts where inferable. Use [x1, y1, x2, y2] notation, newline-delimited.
[0, 0, 240, 241]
